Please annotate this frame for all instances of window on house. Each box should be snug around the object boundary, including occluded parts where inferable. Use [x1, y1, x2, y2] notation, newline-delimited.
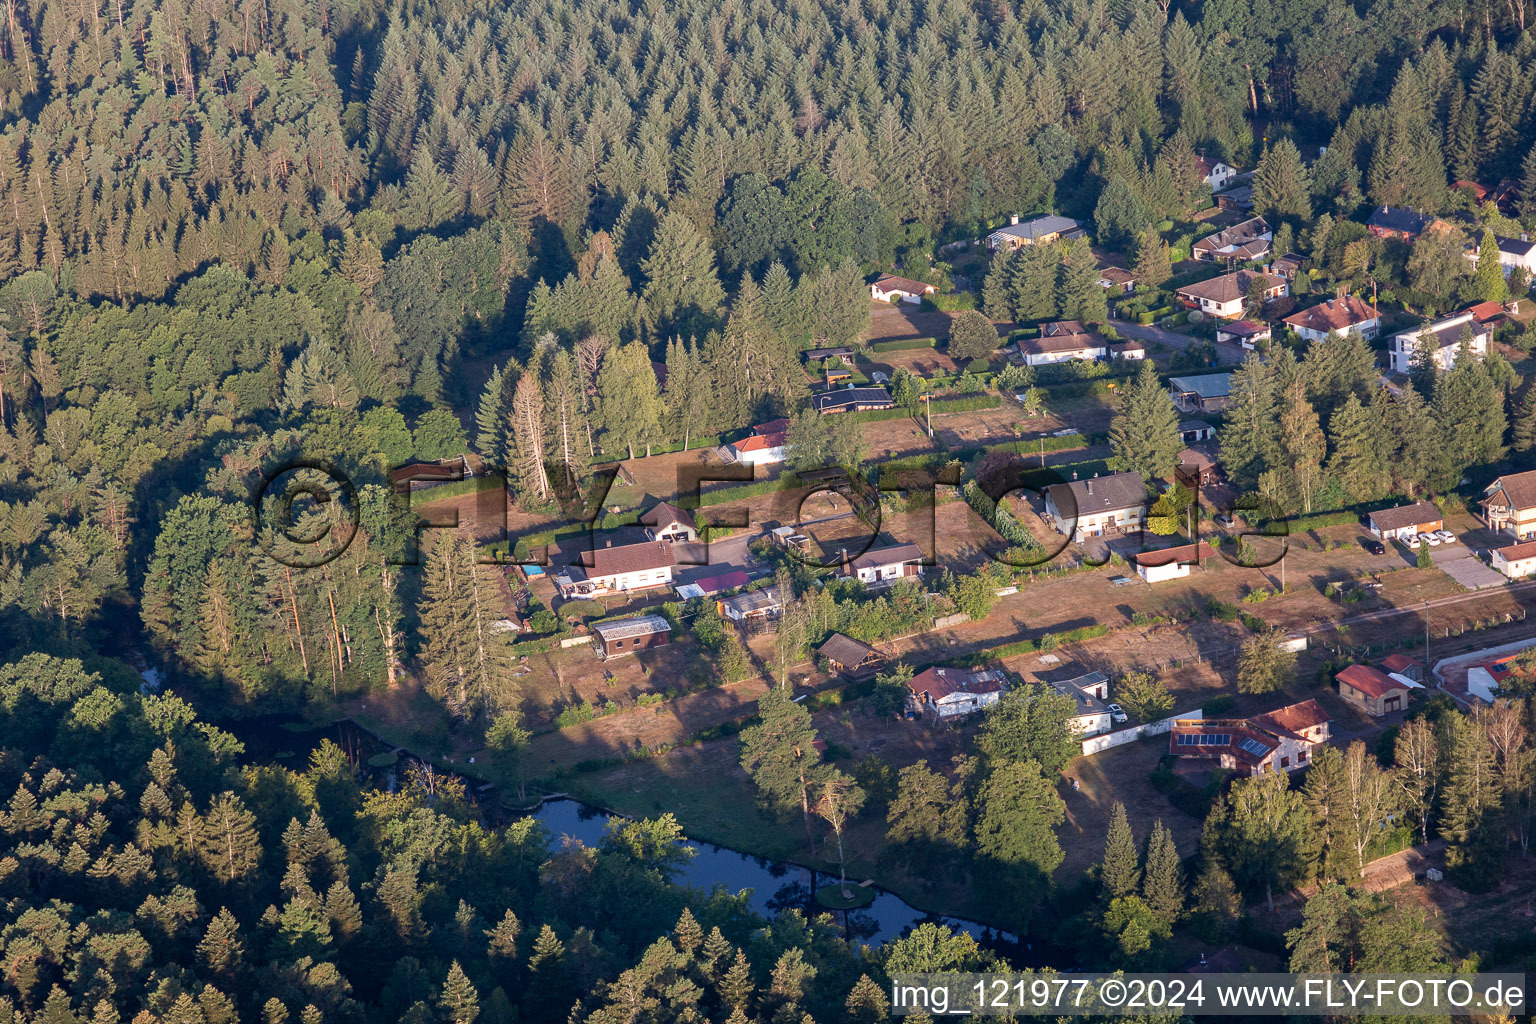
[1281, 756, 1290, 768]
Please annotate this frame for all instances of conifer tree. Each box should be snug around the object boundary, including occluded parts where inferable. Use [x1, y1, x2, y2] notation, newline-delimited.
[642, 211, 727, 340]
[1108, 359, 1182, 481]
[1251, 140, 1312, 221]
[1012, 244, 1060, 322]
[473, 365, 507, 460]
[438, 962, 479, 1024]
[1055, 238, 1107, 324]
[1327, 393, 1387, 502]
[1471, 230, 1510, 304]
[739, 686, 829, 854]
[1131, 226, 1172, 288]
[1099, 802, 1141, 900]
[1141, 820, 1184, 924]
[505, 372, 550, 504]
[982, 248, 1017, 320]
[596, 341, 665, 459]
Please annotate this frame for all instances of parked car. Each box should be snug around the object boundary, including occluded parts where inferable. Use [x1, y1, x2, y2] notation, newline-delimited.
[1361, 538, 1386, 556]
[1214, 514, 1237, 529]
[1434, 530, 1457, 544]
[1106, 703, 1128, 724]
[1417, 532, 1441, 547]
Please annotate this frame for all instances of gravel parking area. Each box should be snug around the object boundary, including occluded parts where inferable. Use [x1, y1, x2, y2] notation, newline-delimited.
[1436, 552, 1507, 590]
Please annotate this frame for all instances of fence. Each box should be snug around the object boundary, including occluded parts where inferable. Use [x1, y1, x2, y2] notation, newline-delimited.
[1080, 707, 1203, 755]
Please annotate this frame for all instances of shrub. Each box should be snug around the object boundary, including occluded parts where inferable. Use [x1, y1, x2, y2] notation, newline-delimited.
[1203, 694, 1236, 715]
[555, 702, 599, 728]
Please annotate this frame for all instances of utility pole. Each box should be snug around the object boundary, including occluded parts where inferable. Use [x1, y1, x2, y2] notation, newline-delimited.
[1424, 599, 1430, 665]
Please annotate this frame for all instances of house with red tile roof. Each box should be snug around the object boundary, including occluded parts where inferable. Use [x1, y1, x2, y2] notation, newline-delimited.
[1169, 699, 1330, 775]
[1282, 294, 1381, 343]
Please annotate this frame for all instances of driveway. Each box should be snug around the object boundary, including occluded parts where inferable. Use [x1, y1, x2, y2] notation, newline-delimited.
[1433, 546, 1507, 590]
[1111, 321, 1247, 366]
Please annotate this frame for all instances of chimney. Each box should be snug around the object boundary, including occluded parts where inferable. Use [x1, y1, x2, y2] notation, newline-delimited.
[1010, 215, 1020, 225]
[605, 540, 612, 547]
[1086, 480, 1093, 495]
[1072, 471, 1079, 481]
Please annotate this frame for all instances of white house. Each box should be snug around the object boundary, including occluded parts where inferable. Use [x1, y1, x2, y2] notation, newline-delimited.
[870, 273, 937, 303]
[1491, 539, 1536, 579]
[1194, 155, 1237, 192]
[1365, 501, 1443, 543]
[1016, 320, 1107, 366]
[1215, 320, 1271, 348]
[1281, 294, 1381, 343]
[1388, 309, 1491, 374]
[1175, 270, 1288, 320]
[1051, 671, 1113, 736]
[1043, 472, 1149, 541]
[641, 501, 697, 543]
[843, 542, 925, 586]
[1134, 542, 1213, 583]
[723, 430, 786, 467]
[907, 665, 1008, 722]
[1169, 700, 1331, 776]
[562, 540, 677, 596]
[1464, 234, 1536, 279]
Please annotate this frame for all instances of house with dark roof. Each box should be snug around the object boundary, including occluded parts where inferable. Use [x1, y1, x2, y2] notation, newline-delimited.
[1388, 308, 1491, 374]
[1365, 501, 1443, 542]
[1043, 472, 1149, 542]
[674, 570, 751, 600]
[1282, 294, 1381, 343]
[1463, 233, 1536, 280]
[1216, 184, 1255, 212]
[1175, 446, 1220, 491]
[1109, 339, 1146, 360]
[1016, 322, 1108, 366]
[843, 542, 925, 586]
[907, 665, 1009, 722]
[1215, 319, 1272, 348]
[717, 584, 785, 629]
[1167, 372, 1234, 413]
[641, 501, 697, 543]
[1379, 653, 1424, 683]
[803, 347, 854, 363]
[1336, 664, 1415, 716]
[870, 273, 938, 303]
[1366, 206, 1445, 241]
[986, 214, 1085, 250]
[1193, 216, 1272, 262]
[1097, 266, 1136, 294]
[812, 387, 893, 415]
[591, 615, 672, 658]
[818, 633, 883, 681]
[1174, 270, 1288, 320]
[1169, 699, 1330, 775]
[1049, 671, 1113, 736]
[1179, 420, 1216, 443]
[1483, 469, 1536, 540]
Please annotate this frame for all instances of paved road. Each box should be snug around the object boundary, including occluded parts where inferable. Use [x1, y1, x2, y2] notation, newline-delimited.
[1111, 320, 1248, 366]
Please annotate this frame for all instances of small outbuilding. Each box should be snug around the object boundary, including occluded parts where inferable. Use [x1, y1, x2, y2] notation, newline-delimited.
[818, 633, 884, 681]
[1134, 542, 1213, 583]
[1365, 501, 1443, 542]
[591, 615, 672, 658]
[1335, 664, 1412, 717]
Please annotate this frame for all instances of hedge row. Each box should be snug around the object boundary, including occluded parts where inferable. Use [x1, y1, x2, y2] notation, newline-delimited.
[956, 623, 1112, 665]
[868, 337, 939, 353]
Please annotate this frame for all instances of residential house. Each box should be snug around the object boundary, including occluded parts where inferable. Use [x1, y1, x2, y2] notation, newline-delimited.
[1167, 372, 1235, 413]
[1388, 309, 1491, 374]
[1194, 155, 1237, 192]
[1336, 664, 1414, 717]
[818, 633, 883, 681]
[718, 584, 785, 630]
[1490, 539, 1536, 578]
[1265, 252, 1306, 280]
[591, 615, 672, 658]
[723, 430, 787, 467]
[641, 501, 697, 543]
[812, 387, 894, 414]
[907, 665, 1009, 722]
[1482, 469, 1536, 540]
[1109, 339, 1146, 360]
[986, 214, 1085, 250]
[803, 346, 854, 364]
[1282, 294, 1381, 343]
[1467, 653, 1523, 703]
[1135, 541, 1214, 583]
[674, 570, 750, 600]
[1366, 206, 1444, 241]
[1175, 271, 1288, 320]
[843, 542, 925, 586]
[1169, 699, 1331, 775]
[1179, 420, 1216, 443]
[1463, 234, 1536, 280]
[1043, 472, 1149, 541]
[1174, 448, 1220, 490]
[1050, 671, 1113, 736]
[871, 274, 937, 303]
[1193, 216, 1272, 263]
[1215, 320, 1272, 348]
[1463, 300, 1512, 332]
[1017, 327, 1108, 366]
[1365, 501, 1443, 542]
[1097, 267, 1136, 293]
[563, 540, 676, 596]
[1216, 184, 1255, 213]
[1379, 653, 1425, 684]
[1488, 179, 1523, 216]
[825, 364, 854, 386]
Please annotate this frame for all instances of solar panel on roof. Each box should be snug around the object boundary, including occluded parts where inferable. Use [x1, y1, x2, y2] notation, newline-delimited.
[1239, 737, 1270, 757]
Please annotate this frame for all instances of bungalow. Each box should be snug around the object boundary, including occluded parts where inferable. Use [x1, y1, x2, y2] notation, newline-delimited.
[1175, 271, 1288, 320]
[1215, 320, 1272, 348]
[564, 540, 677, 596]
[1193, 216, 1272, 263]
[591, 615, 672, 658]
[1174, 448, 1220, 490]
[1366, 206, 1443, 242]
[1169, 699, 1331, 775]
[1134, 541, 1214, 583]
[1335, 664, 1414, 717]
[1215, 184, 1255, 213]
[674, 570, 750, 600]
[641, 501, 697, 543]
[907, 665, 1009, 722]
[1482, 469, 1536, 540]
[1050, 671, 1113, 736]
[1194, 155, 1237, 192]
[803, 346, 854, 364]
[812, 387, 893, 414]
[844, 542, 925, 586]
[1179, 420, 1216, 443]
[986, 214, 1084, 251]
[1490, 539, 1536, 578]
[1265, 252, 1306, 280]
[1167, 372, 1234, 414]
[1109, 339, 1146, 360]
[1043, 471, 1148, 541]
[1365, 501, 1443, 542]
[718, 584, 785, 629]
[1016, 326, 1108, 366]
[818, 633, 883, 681]
[1282, 294, 1381, 343]
[1097, 267, 1136, 294]
[723, 430, 787, 467]
[1388, 309, 1491, 374]
[871, 273, 937, 303]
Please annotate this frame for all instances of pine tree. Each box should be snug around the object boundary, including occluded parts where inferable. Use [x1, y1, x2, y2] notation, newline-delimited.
[199, 793, 261, 884]
[505, 371, 549, 504]
[1277, 379, 1326, 513]
[1512, 388, 1536, 452]
[1099, 802, 1141, 900]
[1093, 177, 1148, 249]
[1012, 244, 1060, 321]
[1441, 712, 1504, 891]
[1471, 230, 1510, 304]
[1141, 820, 1184, 924]
[1055, 238, 1107, 324]
[196, 907, 245, 977]
[1251, 140, 1312, 221]
[844, 975, 890, 1024]
[438, 961, 479, 1024]
[642, 211, 726, 340]
[473, 365, 507, 460]
[1327, 393, 1387, 502]
[596, 341, 664, 459]
[982, 248, 1017, 320]
[1108, 359, 1182, 481]
[1131, 226, 1172, 288]
[400, 151, 458, 231]
[1219, 356, 1281, 490]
